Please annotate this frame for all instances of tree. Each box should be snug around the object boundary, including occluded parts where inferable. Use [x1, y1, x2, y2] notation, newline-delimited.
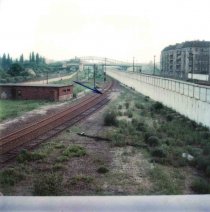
[8, 63, 24, 76]
[19, 54, 24, 64]
[2, 53, 7, 69]
[31, 52, 35, 62]
[36, 53, 39, 64]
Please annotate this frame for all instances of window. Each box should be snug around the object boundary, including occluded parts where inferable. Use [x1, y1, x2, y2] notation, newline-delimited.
[17, 90, 22, 96]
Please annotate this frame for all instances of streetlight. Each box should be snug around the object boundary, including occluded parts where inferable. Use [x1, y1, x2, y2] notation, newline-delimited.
[153, 55, 156, 75]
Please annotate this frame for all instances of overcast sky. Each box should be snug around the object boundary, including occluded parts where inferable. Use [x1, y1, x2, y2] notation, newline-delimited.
[0, 0, 210, 63]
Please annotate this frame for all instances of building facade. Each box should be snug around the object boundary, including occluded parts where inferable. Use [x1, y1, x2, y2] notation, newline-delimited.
[161, 41, 210, 80]
[0, 84, 73, 101]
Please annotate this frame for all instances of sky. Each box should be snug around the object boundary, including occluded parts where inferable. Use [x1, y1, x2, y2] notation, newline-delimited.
[0, 0, 210, 63]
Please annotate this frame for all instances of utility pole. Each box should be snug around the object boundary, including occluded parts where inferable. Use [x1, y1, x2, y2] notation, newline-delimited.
[87, 67, 90, 82]
[47, 70, 48, 84]
[93, 64, 96, 88]
[153, 55, 156, 75]
[104, 57, 107, 82]
[76, 67, 79, 81]
[133, 57, 135, 72]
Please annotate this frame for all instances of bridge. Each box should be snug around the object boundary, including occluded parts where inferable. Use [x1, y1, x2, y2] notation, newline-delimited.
[63, 56, 142, 71]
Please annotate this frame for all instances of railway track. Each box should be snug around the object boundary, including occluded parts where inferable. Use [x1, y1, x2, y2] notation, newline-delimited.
[0, 81, 114, 164]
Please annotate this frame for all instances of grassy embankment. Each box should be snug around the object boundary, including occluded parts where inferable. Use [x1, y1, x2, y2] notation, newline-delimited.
[1, 85, 209, 195]
[103, 85, 210, 194]
[0, 100, 50, 121]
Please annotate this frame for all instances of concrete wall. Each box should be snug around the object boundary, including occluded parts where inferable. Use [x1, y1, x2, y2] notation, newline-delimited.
[107, 70, 210, 128]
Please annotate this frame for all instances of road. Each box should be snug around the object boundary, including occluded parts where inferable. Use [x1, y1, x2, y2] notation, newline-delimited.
[20, 72, 76, 85]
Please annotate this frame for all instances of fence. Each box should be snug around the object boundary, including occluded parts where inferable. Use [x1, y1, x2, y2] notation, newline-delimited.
[107, 70, 210, 128]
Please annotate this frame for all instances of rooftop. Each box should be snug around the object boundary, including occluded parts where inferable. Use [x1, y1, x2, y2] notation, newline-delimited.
[162, 40, 210, 51]
[0, 83, 73, 88]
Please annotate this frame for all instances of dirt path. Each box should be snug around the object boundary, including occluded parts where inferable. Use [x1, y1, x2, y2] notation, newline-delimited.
[20, 72, 76, 85]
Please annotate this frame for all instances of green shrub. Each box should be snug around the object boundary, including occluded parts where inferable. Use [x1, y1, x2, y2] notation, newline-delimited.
[151, 102, 164, 111]
[0, 168, 25, 186]
[144, 96, 150, 101]
[125, 102, 129, 109]
[136, 122, 146, 132]
[127, 110, 133, 118]
[146, 136, 160, 147]
[63, 145, 86, 157]
[151, 148, 167, 158]
[68, 175, 93, 186]
[56, 156, 69, 162]
[166, 114, 173, 122]
[104, 111, 118, 126]
[73, 92, 77, 98]
[33, 173, 62, 195]
[118, 105, 122, 109]
[55, 143, 65, 149]
[195, 156, 210, 171]
[118, 111, 123, 116]
[111, 132, 126, 147]
[17, 149, 45, 163]
[191, 179, 210, 194]
[144, 132, 155, 141]
[97, 166, 109, 174]
[53, 163, 65, 171]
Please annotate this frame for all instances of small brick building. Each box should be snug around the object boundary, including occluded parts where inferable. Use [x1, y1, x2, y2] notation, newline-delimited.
[0, 84, 73, 101]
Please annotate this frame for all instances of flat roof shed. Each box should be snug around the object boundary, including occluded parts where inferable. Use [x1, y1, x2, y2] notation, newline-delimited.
[0, 83, 73, 101]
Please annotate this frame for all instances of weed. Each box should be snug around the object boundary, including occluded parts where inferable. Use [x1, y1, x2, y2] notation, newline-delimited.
[146, 136, 160, 147]
[104, 111, 118, 126]
[63, 145, 86, 157]
[125, 102, 129, 109]
[0, 168, 25, 186]
[151, 102, 164, 111]
[52, 163, 65, 171]
[56, 155, 69, 162]
[97, 166, 109, 174]
[33, 172, 62, 195]
[150, 166, 181, 194]
[17, 149, 46, 163]
[191, 178, 210, 194]
[151, 148, 167, 158]
[118, 105, 122, 109]
[68, 175, 93, 186]
[54, 143, 65, 149]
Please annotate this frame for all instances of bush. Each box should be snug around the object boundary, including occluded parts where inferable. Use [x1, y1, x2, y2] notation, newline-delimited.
[127, 110, 133, 118]
[111, 132, 126, 147]
[195, 156, 210, 171]
[136, 122, 147, 132]
[191, 179, 210, 194]
[33, 173, 62, 195]
[151, 102, 164, 111]
[166, 114, 173, 122]
[97, 166, 109, 174]
[144, 96, 150, 101]
[104, 111, 118, 126]
[0, 168, 25, 186]
[17, 149, 45, 163]
[63, 145, 86, 157]
[125, 102, 129, 109]
[73, 92, 77, 98]
[151, 148, 167, 158]
[118, 105, 122, 109]
[146, 136, 160, 147]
